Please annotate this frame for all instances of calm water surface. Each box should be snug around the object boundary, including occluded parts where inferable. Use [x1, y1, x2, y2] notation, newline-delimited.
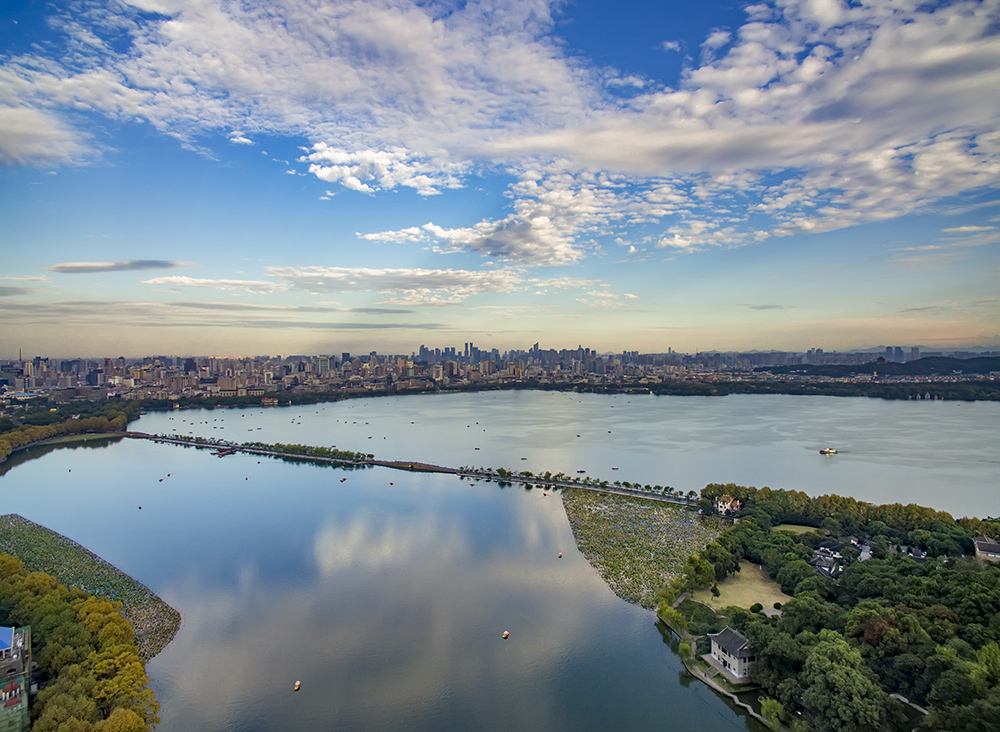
[0, 436, 761, 732]
[1, 391, 997, 731]
[141, 390, 999, 516]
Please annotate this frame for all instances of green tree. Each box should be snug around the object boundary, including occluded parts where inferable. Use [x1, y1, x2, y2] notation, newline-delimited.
[800, 630, 888, 732]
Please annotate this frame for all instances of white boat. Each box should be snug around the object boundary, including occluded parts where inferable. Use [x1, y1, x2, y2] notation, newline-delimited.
[819, 447, 838, 455]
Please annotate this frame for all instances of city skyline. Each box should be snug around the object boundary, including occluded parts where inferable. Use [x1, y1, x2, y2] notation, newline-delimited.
[2, 0, 1000, 357]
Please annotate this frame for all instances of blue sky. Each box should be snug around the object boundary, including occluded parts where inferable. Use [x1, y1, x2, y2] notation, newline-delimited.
[1, 0, 998, 357]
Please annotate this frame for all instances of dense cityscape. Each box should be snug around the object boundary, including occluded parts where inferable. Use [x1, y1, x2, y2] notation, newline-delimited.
[2, 343, 998, 404]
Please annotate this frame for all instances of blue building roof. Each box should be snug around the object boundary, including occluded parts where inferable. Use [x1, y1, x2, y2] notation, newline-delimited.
[0, 627, 12, 651]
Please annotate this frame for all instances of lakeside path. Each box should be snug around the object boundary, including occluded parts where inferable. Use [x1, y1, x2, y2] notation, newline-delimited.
[126, 432, 704, 508]
[0, 514, 180, 661]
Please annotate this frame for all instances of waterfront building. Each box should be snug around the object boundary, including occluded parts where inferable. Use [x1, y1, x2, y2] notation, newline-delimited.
[707, 626, 756, 681]
[0, 626, 30, 732]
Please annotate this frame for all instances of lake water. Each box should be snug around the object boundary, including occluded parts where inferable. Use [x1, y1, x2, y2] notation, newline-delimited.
[0, 391, 997, 731]
[142, 390, 998, 517]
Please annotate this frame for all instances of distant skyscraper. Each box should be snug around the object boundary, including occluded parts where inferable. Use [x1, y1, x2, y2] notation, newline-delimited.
[910, 347, 920, 361]
[894, 346, 904, 363]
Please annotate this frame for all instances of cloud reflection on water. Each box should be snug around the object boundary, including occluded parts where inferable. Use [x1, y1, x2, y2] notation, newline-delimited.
[149, 485, 624, 731]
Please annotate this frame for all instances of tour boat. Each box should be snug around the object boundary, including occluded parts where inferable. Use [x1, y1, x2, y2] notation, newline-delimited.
[819, 447, 838, 455]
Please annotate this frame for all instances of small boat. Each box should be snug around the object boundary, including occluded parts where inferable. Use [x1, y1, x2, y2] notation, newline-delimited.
[340, 478, 347, 483]
[576, 470, 586, 473]
[819, 447, 838, 455]
[612, 467, 619, 470]
[293, 681, 301, 692]
[501, 631, 509, 640]
[558, 552, 562, 558]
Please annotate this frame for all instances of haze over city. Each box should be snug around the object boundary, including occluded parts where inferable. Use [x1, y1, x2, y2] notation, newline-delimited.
[2, 0, 999, 357]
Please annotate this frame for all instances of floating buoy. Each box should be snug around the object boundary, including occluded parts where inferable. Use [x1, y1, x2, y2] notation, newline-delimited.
[558, 553, 562, 558]
[502, 631, 509, 640]
[293, 680, 301, 692]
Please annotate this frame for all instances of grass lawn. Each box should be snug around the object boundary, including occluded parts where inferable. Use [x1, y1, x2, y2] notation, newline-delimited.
[690, 563, 792, 611]
[772, 523, 822, 535]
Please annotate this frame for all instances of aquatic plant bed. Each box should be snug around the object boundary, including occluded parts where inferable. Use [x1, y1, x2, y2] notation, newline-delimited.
[561, 489, 726, 608]
[0, 513, 180, 661]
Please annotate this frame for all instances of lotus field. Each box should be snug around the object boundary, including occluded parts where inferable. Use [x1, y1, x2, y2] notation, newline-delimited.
[561, 489, 726, 608]
[0, 513, 180, 660]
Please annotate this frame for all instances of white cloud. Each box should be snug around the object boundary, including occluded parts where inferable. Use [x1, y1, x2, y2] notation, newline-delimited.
[299, 144, 465, 196]
[268, 265, 524, 304]
[3, 0, 1000, 261]
[942, 225, 997, 234]
[0, 106, 88, 165]
[142, 276, 289, 294]
[702, 30, 732, 50]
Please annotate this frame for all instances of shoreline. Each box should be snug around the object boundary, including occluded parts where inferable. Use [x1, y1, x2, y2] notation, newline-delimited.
[0, 514, 180, 661]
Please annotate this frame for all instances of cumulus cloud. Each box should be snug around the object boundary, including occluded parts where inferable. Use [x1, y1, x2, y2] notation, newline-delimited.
[300, 144, 465, 195]
[360, 166, 689, 264]
[49, 260, 187, 273]
[3, 0, 1000, 259]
